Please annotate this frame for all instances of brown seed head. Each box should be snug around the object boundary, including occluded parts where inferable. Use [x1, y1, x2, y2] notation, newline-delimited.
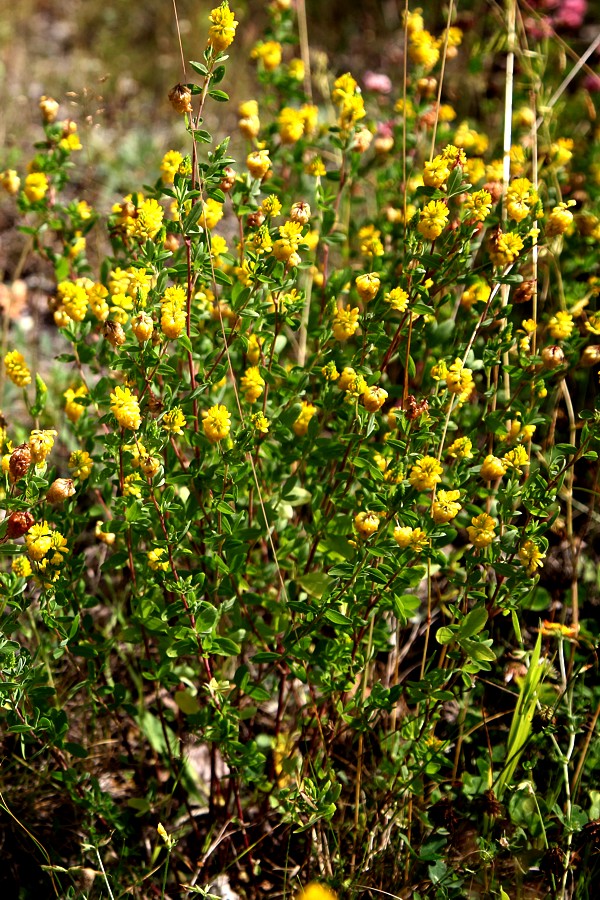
[168, 83, 193, 115]
[46, 478, 76, 505]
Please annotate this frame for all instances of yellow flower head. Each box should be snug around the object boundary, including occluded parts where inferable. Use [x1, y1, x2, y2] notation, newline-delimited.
[489, 231, 524, 267]
[251, 40, 282, 71]
[502, 445, 529, 473]
[518, 539, 545, 576]
[467, 513, 496, 548]
[162, 407, 186, 435]
[24, 172, 49, 203]
[247, 149, 271, 180]
[447, 436, 473, 460]
[332, 304, 360, 341]
[160, 150, 184, 184]
[297, 884, 338, 900]
[393, 525, 428, 552]
[354, 511, 380, 539]
[25, 521, 53, 561]
[69, 449, 93, 480]
[431, 490, 461, 524]
[418, 200, 449, 240]
[241, 366, 265, 403]
[4, 350, 31, 387]
[29, 429, 57, 466]
[110, 385, 142, 431]
[64, 385, 88, 423]
[548, 311, 574, 341]
[208, 2, 238, 52]
[355, 272, 380, 302]
[385, 287, 409, 312]
[362, 385, 388, 412]
[409, 456, 443, 492]
[293, 401, 317, 437]
[203, 404, 231, 443]
[58, 280, 89, 323]
[480, 454, 507, 481]
[148, 547, 170, 572]
[133, 198, 164, 240]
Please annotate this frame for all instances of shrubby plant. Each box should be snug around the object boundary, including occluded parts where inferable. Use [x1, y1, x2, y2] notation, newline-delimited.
[0, 1, 599, 897]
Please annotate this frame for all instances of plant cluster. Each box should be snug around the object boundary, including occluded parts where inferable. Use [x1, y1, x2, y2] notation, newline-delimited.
[0, 1, 599, 898]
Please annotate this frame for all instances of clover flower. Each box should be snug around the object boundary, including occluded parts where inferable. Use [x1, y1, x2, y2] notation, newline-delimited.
[251, 39, 282, 71]
[40, 95, 59, 122]
[148, 548, 170, 572]
[354, 511, 380, 539]
[64, 386, 88, 423]
[358, 224, 384, 257]
[548, 311, 574, 340]
[518, 539, 546, 576]
[423, 155, 451, 189]
[362, 385, 388, 412]
[29, 429, 57, 466]
[58, 280, 89, 323]
[132, 312, 154, 343]
[160, 150, 183, 184]
[69, 450, 93, 480]
[297, 884, 338, 900]
[467, 513, 497, 548]
[464, 189, 493, 222]
[247, 149, 271, 179]
[489, 231, 523, 266]
[332, 304, 360, 341]
[208, 2, 238, 52]
[4, 350, 31, 387]
[446, 437, 473, 460]
[502, 445, 529, 473]
[393, 525, 428, 551]
[110, 386, 142, 431]
[12, 556, 32, 578]
[24, 172, 49, 203]
[133, 198, 164, 240]
[546, 201, 575, 237]
[338, 367, 357, 392]
[251, 412, 269, 434]
[445, 359, 474, 404]
[203, 404, 231, 443]
[461, 279, 490, 310]
[162, 407, 187, 435]
[431, 490, 462, 524]
[293, 401, 317, 437]
[409, 456, 443, 492]
[0, 169, 21, 194]
[418, 200, 449, 240]
[480, 454, 507, 480]
[241, 367, 265, 403]
[161, 285, 187, 339]
[384, 287, 409, 312]
[25, 521, 53, 561]
[355, 273, 380, 302]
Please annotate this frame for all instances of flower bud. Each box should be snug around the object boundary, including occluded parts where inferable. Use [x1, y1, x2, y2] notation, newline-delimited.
[581, 345, 600, 366]
[46, 478, 76, 505]
[131, 312, 154, 343]
[5, 510, 35, 539]
[541, 345, 565, 369]
[39, 95, 59, 122]
[168, 83, 193, 115]
[9, 444, 31, 480]
[219, 166, 236, 193]
[95, 522, 116, 545]
[163, 233, 179, 254]
[290, 201, 311, 225]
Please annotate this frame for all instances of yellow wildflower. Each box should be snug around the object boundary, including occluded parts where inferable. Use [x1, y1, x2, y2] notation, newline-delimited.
[133, 198, 164, 240]
[208, 2, 239, 52]
[58, 280, 89, 322]
[480, 454, 506, 480]
[409, 456, 443, 492]
[29, 429, 57, 466]
[489, 231, 524, 266]
[355, 272, 380, 302]
[518, 539, 546, 576]
[548, 311, 574, 340]
[502, 445, 529, 473]
[332, 304, 360, 341]
[362, 385, 388, 412]
[447, 437, 473, 459]
[418, 200, 449, 240]
[64, 386, 87, 423]
[161, 285, 187, 339]
[203, 404, 231, 443]
[241, 366, 265, 403]
[247, 149, 271, 179]
[25, 521, 53, 560]
[24, 172, 49, 202]
[467, 513, 496, 548]
[293, 401, 317, 437]
[354, 511, 380, 539]
[4, 350, 31, 387]
[148, 547, 170, 572]
[251, 40, 282, 71]
[431, 490, 461, 524]
[162, 407, 186, 435]
[69, 449, 93, 480]
[393, 525, 428, 551]
[110, 386, 142, 430]
[12, 556, 32, 578]
[160, 150, 184, 184]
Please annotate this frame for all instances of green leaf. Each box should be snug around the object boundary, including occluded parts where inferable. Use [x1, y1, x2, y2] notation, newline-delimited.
[323, 609, 352, 626]
[459, 606, 488, 638]
[297, 572, 331, 599]
[209, 90, 229, 103]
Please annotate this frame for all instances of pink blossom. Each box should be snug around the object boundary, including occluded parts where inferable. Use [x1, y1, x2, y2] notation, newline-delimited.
[554, 0, 587, 28]
[363, 71, 393, 95]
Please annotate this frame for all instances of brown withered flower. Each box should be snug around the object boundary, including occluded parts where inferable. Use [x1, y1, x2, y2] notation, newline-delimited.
[46, 478, 76, 505]
[103, 321, 127, 348]
[404, 395, 429, 421]
[5, 510, 35, 539]
[168, 83, 193, 115]
[9, 443, 32, 480]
